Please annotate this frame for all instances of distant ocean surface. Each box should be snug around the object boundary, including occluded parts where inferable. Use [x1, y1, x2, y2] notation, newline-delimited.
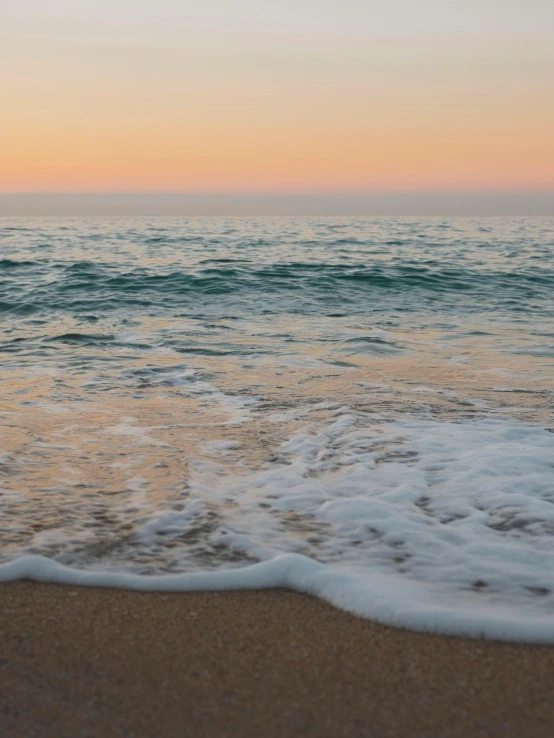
[1, 217, 553, 641]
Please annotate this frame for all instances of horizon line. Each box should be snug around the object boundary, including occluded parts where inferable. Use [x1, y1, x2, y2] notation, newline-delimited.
[1, 191, 552, 217]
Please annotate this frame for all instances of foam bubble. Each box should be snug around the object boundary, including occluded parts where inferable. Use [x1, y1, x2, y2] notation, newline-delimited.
[3, 415, 554, 642]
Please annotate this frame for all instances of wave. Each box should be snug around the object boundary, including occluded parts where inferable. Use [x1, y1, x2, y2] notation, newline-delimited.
[1, 261, 552, 315]
[2, 552, 554, 643]
[2, 415, 554, 642]
[2, 218, 554, 644]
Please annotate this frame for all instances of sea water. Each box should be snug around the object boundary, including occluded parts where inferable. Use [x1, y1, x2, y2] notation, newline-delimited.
[1, 216, 553, 641]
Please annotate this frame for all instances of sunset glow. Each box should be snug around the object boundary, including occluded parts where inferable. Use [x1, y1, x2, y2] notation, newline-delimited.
[2, 1, 554, 195]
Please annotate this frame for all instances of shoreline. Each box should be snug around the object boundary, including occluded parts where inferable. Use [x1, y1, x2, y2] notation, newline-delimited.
[2, 583, 554, 737]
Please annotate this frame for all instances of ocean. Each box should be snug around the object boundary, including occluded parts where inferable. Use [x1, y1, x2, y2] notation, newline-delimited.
[1, 216, 553, 641]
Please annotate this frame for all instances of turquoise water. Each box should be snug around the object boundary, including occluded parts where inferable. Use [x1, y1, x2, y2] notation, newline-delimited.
[2, 217, 553, 318]
[1, 217, 554, 639]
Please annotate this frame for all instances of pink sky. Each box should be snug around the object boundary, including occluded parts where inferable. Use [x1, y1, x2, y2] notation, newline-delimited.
[2, 1, 553, 197]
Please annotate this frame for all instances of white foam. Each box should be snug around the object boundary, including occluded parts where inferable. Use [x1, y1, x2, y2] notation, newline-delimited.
[119, 364, 260, 425]
[3, 551, 554, 643]
[3, 415, 554, 643]
[104, 422, 168, 446]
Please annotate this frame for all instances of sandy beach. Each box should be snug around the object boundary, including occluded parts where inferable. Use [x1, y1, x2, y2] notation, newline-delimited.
[1, 583, 553, 737]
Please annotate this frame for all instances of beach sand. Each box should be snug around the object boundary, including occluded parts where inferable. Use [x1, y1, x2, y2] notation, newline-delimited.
[1, 583, 553, 737]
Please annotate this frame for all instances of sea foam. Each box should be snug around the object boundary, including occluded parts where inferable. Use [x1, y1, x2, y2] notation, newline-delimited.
[2, 415, 554, 643]
[1, 216, 553, 643]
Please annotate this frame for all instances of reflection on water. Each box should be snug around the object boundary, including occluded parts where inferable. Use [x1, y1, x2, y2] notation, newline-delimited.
[0, 217, 553, 577]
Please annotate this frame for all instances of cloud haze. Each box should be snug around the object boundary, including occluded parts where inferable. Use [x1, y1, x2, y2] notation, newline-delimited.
[1, 192, 553, 217]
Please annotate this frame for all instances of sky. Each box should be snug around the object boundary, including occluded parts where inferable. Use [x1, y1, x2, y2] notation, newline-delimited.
[1, 0, 554, 214]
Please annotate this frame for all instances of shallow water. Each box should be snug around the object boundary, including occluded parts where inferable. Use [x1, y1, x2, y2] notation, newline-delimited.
[1, 216, 554, 640]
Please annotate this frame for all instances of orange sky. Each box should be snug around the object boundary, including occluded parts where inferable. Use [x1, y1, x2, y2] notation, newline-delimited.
[2, 2, 553, 194]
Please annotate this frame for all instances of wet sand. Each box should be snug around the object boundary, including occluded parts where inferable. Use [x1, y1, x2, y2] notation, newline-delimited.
[1, 583, 553, 738]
